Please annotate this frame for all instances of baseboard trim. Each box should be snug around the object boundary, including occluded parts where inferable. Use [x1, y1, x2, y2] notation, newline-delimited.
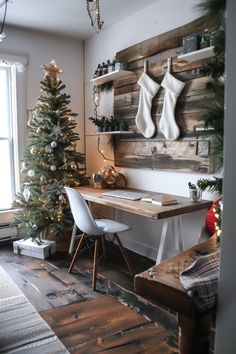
[119, 234, 157, 261]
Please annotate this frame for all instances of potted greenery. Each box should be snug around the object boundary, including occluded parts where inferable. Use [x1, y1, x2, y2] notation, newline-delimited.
[188, 182, 202, 202]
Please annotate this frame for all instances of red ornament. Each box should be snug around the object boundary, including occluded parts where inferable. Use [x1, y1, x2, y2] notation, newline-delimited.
[205, 199, 220, 235]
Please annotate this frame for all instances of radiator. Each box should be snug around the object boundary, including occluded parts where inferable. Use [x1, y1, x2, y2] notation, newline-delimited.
[0, 211, 18, 241]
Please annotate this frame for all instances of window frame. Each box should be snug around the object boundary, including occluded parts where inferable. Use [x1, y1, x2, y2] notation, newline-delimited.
[0, 53, 27, 211]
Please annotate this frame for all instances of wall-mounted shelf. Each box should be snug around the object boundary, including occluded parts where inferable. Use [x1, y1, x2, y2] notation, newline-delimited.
[87, 131, 134, 136]
[178, 46, 215, 62]
[90, 70, 132, 85]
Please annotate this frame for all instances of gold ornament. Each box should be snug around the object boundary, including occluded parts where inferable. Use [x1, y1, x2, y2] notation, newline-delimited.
[42, 60, 62, 81]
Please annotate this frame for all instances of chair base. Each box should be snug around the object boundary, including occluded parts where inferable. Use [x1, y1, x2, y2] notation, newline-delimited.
[68, 233, 133, 291]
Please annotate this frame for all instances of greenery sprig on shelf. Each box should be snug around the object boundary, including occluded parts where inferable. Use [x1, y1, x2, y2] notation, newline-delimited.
[89, 115, 121, 132]
[197, 176, 223, 196]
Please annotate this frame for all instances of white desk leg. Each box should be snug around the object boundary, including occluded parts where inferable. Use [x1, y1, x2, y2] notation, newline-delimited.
[69, 223, 77, 254]
[156, 219, 169, 264]
[174, 215, 184, 252]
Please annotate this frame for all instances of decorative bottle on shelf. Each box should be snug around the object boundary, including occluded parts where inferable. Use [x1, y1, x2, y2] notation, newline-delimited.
[96, 64, 102, 77]
[200, 29, 210, 49]
[101, 62, 108, 75]
[114, 59, 124, 71]
[107, 59, 115, 73]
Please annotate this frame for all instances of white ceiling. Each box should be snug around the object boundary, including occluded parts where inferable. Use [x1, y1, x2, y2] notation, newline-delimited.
[4, 0, 158, 39]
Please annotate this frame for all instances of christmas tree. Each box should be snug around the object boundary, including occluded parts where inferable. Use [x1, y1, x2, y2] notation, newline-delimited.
[12, 60, 88, 241]
[196, 0, 225, 196]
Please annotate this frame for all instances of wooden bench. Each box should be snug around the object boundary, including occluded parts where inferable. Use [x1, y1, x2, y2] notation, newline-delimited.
[134, 235, 219, 354]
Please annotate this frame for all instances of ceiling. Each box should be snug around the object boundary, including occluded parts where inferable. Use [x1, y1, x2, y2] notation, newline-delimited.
[4, 0, 158, 40]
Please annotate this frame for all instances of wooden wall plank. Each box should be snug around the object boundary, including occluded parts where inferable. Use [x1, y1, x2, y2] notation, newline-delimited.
[112, 17, 216, 173]
[116, 16, 216, 63]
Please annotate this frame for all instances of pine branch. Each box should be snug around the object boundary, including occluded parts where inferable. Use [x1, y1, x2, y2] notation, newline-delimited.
[197, 177, 223, 195]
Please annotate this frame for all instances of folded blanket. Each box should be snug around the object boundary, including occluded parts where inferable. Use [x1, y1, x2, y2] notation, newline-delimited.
[179, 251, 220, 312]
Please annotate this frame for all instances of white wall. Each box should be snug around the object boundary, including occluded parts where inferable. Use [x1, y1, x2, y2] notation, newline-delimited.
[215, 0, 236, 351]
[84, 0, 218, 260]
[1, 25, 85, 154]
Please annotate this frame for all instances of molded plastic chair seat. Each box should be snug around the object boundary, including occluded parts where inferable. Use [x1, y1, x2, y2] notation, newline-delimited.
[65, 187, 133, 290]
[95, 219, 130, 233]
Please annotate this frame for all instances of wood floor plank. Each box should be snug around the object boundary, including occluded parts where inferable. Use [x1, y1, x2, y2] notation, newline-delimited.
[1, 259, 83, 311]
[0, 243, 178, 353]
[41, 295, 177, 354]
[70, 323, 172, 353]
[41, 295, 148, 347]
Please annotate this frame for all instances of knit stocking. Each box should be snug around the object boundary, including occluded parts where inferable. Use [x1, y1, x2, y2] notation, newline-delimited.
[135, 72, 160, 138]
[159, 60, 185, 141]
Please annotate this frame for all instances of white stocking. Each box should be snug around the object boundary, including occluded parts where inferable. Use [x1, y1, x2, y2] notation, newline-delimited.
[159, 59, 185, 141]
[135, 71, 160, 138]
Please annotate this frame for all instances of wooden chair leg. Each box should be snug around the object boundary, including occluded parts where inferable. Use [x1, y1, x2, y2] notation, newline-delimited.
[68, 233, 85, 273]
[114, 233, 134, 276]
[92, 238, 100, 291]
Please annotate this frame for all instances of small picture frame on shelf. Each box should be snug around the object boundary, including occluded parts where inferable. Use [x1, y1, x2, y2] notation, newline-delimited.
[182, 34, 200, 54]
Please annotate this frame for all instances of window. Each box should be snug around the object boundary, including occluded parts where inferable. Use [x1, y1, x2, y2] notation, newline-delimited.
[0, 53, 27, 211]
[0, 64, 19, 210]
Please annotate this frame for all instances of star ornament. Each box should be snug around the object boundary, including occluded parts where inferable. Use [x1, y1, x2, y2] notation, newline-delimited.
[42, 60, 62, 81]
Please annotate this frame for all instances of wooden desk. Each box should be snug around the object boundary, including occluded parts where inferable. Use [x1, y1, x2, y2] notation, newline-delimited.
[134, 234, 219, 354]
[74, 186, 212, 263]
[77, 186, 212, 221]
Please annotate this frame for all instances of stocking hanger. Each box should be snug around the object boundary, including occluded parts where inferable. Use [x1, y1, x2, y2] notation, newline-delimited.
[167, 57, 171, 73]
[144, 59, 148, 73]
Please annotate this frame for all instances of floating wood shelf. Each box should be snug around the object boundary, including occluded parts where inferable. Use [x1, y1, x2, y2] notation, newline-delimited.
[178, 46, 215, 62]
[90, 70, 132, 85]
[87, 131, 134, 136]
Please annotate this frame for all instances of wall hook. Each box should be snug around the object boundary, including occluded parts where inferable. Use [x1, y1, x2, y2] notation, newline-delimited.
[167, 57, 172, 73]
[144, 59, 148, 73]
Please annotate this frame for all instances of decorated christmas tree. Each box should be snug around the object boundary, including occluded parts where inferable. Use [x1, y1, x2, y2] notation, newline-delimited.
[12, 60, 88, 241]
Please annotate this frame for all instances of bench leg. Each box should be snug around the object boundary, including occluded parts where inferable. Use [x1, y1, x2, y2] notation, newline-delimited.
[178, 313, 211, 354]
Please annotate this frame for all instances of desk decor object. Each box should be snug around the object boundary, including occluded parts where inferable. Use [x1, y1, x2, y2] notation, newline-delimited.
[141, 194, 178, 206]
[93, 165, 126, 189]
[188, 182, 202, 202]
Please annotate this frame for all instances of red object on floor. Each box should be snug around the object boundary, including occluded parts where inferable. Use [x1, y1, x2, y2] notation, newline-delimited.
[205, 199, 219, 235]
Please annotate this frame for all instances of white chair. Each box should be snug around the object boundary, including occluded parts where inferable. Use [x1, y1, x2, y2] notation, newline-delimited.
[65, 187, 133, 291]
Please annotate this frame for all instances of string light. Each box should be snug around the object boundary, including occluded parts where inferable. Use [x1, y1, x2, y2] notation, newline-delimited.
[86, 0, 104, 33]
[0, 0, 9, 42]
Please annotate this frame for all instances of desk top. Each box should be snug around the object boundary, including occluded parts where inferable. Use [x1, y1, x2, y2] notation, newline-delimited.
[134, 234, 219, 316]
[77, 186, 212, 220]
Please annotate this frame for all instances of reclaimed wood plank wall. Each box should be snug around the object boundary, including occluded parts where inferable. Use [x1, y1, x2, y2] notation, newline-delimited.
[113, 17, 216, 173]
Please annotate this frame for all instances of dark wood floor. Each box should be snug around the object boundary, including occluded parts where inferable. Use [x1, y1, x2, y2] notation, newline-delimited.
[0, 238, 179, 353]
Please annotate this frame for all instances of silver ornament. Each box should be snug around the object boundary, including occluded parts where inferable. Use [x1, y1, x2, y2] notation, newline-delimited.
[51, 141, 57, 148]
[30, 146, 37, 155]
[23, 186, 30, 201]
[59, 195, 64, 202]
[50, 165, 57, 171]
[45, 145, 53, 153]
[28, 169, 35, 177]
[71, 162, 77, 170]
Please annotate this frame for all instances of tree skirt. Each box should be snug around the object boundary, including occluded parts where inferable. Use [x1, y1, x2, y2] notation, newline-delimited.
[0, 266, 69, 354]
